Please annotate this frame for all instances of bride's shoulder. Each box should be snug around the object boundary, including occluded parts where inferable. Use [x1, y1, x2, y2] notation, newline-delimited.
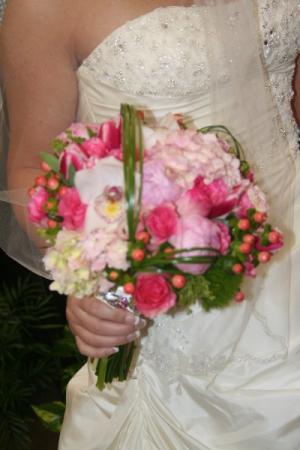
[0, 0, 84, 68]
[1, 0, 82, 48]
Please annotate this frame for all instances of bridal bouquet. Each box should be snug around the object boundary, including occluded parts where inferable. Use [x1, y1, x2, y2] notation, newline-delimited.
[28, 105, 283, 389]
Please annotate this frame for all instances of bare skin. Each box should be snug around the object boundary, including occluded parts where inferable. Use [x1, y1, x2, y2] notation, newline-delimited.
[1, 0, 299, 357]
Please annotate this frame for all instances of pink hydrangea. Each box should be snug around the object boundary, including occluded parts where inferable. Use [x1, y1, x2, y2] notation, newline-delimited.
[142, 159, 182, 208]
[58, 187, 87, 231]
[28, 187, 49, 224]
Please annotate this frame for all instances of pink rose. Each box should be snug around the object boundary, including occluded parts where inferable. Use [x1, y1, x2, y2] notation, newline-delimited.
[142, 159, 183, 208]
[58, 188, 87, 230]
[216, 222, 231, 255]
[81, 137, 109, 159]
[145, 204, 178, 245]
[169, 214, 223, 275]
[59, 143, 87, 180]
[134, 274, 176, 318]
[28, 187, 49, 224]
[189, 177, 237, 218]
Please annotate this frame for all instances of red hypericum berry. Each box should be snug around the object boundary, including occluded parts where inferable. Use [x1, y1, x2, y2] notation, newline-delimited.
[47, 176, 60, 191]
[164, 247, 174, 255]
[40, 161, 51, 172]
[47, 219, 58, 229]
[258, 251, 271, 263]
[58, 186, 68, 197]
[124, 282, 135, 295]
[235, 291, 245, 303]
[35, 175, 47, 187]
[108, 271, 119, 281]
[46, 199, 57, 210]
[239, 242, 252, 254]
[238, 219, 250, 231]
[136, 231, 150, 244]
[131, 249, 145, 262]
[268, 230, 281, 244]
[253, 211, 266, 224]
[171, 275, 186, 289]
[232, 263, 244, 274]
[28, 187, 36, 198]
[243, 234, 255, 245]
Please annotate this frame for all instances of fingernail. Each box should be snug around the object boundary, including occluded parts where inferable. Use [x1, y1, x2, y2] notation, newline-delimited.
[111, 347, 119, 354]
[127, 330, 141, 341]
[125, 315, 136, 325]
[136, 319, 147, 329]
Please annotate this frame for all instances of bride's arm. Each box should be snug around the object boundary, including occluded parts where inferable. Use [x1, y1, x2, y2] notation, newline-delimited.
[1, 0, 145, 358]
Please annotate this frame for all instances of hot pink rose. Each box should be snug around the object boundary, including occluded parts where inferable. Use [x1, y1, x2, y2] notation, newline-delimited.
[58, 187, 87, 230]
[189, 177, 237, 218]
[99, 119, 121, 151]
[28, 187, 49, 224]
[59, 143, 87, 180]
[145, 204, 178, 245]
[134, 274, 176, 318]
[142, 159, 182, 207]
[81, 137, 109, 159]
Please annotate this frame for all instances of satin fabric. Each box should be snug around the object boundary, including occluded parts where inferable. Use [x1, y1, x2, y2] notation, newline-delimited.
[59, 5, 300, 449]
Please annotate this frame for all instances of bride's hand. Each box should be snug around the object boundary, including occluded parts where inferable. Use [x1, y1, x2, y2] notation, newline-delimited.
[66, 296, 146, 358]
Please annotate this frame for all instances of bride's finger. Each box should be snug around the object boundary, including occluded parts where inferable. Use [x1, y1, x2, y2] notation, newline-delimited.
[67, 302, 145, 336]
[79, 296, 140, 325]
[72, 322, 140, 349]
[75, 336, 119, 358]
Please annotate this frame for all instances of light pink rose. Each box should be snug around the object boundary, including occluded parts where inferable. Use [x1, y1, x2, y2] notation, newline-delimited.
[169, 214, 223, 275]
[28, 187, 49, 224]
[142, 159, 182, 208]
[59, 143, 87, 180]
[145, 204, 178, 245]
[134, 274, 176, 318]
[58, 188, 87, 230]
[189, 177, 237, 218]
[81, 137, 109, 159]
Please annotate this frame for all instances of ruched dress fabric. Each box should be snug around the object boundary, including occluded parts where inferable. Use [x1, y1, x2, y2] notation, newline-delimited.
[59, 3, 300, 449]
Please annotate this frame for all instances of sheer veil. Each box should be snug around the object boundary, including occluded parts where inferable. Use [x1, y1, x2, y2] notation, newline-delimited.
[0, 0, 297, 363]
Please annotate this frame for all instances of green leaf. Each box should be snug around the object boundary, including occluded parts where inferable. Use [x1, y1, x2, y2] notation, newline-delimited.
[177, 276, 213, 309]
[32, 402, 65, 433]
[202, 258, 243, 311]
[40, 152, 60, 173]
[67, 163, 76, 186]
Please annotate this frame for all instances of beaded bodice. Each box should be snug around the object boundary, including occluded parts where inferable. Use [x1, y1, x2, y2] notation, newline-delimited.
[81, 1, 300, 154]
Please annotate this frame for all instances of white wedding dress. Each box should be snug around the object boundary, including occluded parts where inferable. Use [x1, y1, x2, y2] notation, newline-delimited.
[59, 3, 300, 449]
